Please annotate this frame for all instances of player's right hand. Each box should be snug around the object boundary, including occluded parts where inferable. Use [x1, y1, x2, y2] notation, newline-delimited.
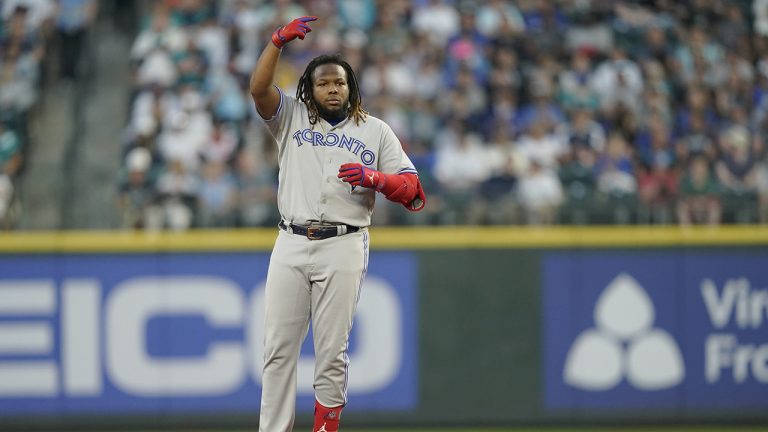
[271, 16, 318, 49]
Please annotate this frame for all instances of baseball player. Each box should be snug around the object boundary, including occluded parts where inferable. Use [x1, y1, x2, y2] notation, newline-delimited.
[249, 16, 426, 432]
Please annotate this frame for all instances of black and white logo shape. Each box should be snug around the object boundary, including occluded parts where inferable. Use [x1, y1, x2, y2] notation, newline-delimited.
[564, 273, 685, 391]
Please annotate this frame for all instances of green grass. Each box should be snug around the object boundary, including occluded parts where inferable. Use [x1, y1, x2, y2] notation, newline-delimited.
[342, 426, 768, 432]
[102, 428, 768, 432]
[337, 428, 768, 432]
[160, 428, 768, 432]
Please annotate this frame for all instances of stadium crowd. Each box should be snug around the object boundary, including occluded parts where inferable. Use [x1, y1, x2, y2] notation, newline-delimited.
[0, 0, 51, 227]
[118, 0, 768, 229]
[0, 0, 97, 227]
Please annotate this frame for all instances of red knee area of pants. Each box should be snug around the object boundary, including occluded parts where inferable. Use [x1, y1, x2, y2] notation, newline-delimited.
[314, 400, 343, 431]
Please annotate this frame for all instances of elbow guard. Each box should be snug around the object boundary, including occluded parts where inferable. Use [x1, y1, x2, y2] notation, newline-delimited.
[379, 173, 426, 212]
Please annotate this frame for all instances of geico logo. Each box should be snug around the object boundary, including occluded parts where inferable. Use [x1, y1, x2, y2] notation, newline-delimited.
[0, 276, 401, 398]
[248, 277, 401, 394]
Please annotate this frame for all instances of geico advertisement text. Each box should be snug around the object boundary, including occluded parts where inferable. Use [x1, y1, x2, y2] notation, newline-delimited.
[0, 252, 418, 414]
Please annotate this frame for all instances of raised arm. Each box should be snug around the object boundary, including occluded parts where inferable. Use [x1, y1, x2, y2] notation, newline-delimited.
[249, 16, 317, 119]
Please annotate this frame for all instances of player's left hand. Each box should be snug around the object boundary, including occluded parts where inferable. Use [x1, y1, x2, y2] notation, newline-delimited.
[338, 163, 383, 190]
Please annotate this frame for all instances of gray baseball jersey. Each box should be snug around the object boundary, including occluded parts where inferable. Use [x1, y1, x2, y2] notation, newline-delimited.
[258, 86, 416, 432]
[264, 87, 418, 228]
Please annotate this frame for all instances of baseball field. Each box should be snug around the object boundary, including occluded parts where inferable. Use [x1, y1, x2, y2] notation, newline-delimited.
[144, 428, 768, 432]
[320, 429, 768, 432]
[115, 428, 768, 432]
[346, 426, 768, 432]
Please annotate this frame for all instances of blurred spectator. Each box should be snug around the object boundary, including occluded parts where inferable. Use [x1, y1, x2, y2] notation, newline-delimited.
[410, 53, 444, 101]
[595, 132, 637, 223]
[200, 119, 238, 165]
[676, 113, 717, 163]
[412, 0, 460, 46]
[637, 161, 678, 224]
[475, 0, 525, 39]
[636, 25, 673, 66]
[755, 0, 768, 36]
[446, 65, 487, 128]
[194, 15, 229, 72]
[758, 156, 768, 223]
[637, 116, 675, 171]
[205, 67, 249, 123]
[0, 38, 41, 122]
[516, 118, 566, 170]
[0, 173, 13, 228]
[640, 60, 672, 123]
[478, 152, 520, 225]
[155, 158, 198, 231]
[677, 156, 722, 226]
[488, 46, 521, 95]
[714, 52, 755, 120]
[130, 4, 187, 61]
[134, 46, 178, 88]
[55, 0, 97, 81]
[592, 47, 644, 117]
[517, 158, 563, 225]
[564, 3, 613, 55]
[157, 87, 212, 171]
[235, 143, 277, 227]
[716, 127, 758, 191]
[0, 122, 22, 228]
[485, 87, 518, 136]
[520, 0, 568, 57]
[360, 51, 413, 97]
[252, 0, 307, 30]
[444, 8, 491, 84]
[173, 38, 208, 89]
[478, 123, 523, 225]
[368, 6, 409, 56]
[557, 109, 605, 153]
[2, 0, 55, 32]
[433, 131, 490, 224]
[117, 147, 157, 229]
[718, 3, 749, 51]
[596, 133, 636, 194]
[559, 145, 597, 224]
[674, 26, 724, 88]
[0, 122, 23, 179]
[675, 86, 719, 138]
[2, 5, 43, 55]
[337, 0, 376, 32]
[558, 50, 599, 112]
[716, 126, 759, 222]
[197, 160, 238, 227]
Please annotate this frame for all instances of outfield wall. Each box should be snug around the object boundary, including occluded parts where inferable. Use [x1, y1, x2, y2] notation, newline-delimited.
[0, 227, 767, 429]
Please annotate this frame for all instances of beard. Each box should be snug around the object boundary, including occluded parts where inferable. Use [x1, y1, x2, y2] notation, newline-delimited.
[315, 101, 349, 123]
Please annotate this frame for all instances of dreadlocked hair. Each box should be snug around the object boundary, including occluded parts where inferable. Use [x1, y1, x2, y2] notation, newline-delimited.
[296, 54, 368, 126]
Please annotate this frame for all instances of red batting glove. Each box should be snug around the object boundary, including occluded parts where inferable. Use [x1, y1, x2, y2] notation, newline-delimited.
[339, 163, 426, 211]
[271, 16, 318, 49]
[338, 163, 384, 190]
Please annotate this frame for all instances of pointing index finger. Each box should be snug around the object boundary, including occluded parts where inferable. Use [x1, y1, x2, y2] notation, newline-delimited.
[299, 16, 318, 23]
